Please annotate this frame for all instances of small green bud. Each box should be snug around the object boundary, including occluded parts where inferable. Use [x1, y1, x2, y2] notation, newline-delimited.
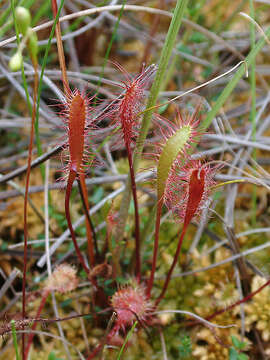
[27, 29, 39, 59]
[15, 7, 31, 35]
[9, 52, 23, 71]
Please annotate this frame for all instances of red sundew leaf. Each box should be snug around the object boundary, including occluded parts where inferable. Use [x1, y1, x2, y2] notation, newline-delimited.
[184, 168, 205, 227]
[108, 64, 157, 146]
[59, 89, 98, 177]
[68, 93, 86, 172]
[164, 160, 219, 224]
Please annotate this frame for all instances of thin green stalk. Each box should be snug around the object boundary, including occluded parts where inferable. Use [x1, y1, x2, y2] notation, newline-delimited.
[249, 0, 257, 226]
[116, 321, 138, 360]
[11, 3, 35, 358]
[35, 0, 65, 173]
[2, 0, 36, 37]
[11, 320, 21, 360]
[11, 0, 31, 114]
[115, 0, 189, 241]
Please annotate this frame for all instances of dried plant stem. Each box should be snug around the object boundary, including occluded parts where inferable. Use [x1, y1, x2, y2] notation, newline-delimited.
[202, 25, 270, 130]
[50, 4, 97, 269]
[248, 0, 257, 226]
[65, 171, 89, 274]
[138, 61, 248, 117]
[51, 0, 70, 95]
[126, 141, 141, 281]
[155, 226, 187, 306]
[25, 290, 49, 359]
[146, 200, 163, 298]
[22, 60, 38, 360]
[34, 0, 65, 164]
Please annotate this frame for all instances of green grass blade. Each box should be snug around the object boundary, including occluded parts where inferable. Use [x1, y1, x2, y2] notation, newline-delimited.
[11, 320, 21, 360]
[34, 0, 65, 175]
[135, 0, 189, 167]
[116, 321, 138, 360]
[11, 0, 31, 114]
[115, 0, 190, 242]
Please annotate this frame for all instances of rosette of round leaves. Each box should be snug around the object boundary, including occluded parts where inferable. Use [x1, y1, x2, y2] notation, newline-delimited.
[111, 280, 153, 332]
[44, 264, 78, 294]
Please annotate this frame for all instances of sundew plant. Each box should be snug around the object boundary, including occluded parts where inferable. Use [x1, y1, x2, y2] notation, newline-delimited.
[0, 0, 270, 359]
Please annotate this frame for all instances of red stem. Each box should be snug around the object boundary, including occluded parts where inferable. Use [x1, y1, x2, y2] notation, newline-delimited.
[86, 326, 118, 360]
[206, 278, 270, 322]
[65, 170, 89, 274]
[25, 291, 49, 358]
[146, 199, 163, 298]
[22, 62, 38, 360]
[78, 173, 95, 267]
[155, 225, 188, 306]
[126, 141, 141, 282]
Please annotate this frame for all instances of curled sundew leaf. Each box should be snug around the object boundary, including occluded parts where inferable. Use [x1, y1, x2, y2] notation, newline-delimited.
[156, 108, 201, 201]
[157, 125, 192, 200]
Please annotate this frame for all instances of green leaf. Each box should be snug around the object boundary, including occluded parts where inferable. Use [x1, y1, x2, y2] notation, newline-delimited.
[238, 353, 249, 360]
[177, 43, 193, 55]
[79, 269, 88, 279]
[231, 335, 242, 349]
[231, 335, 246, 350]
[189, 31, 207, 43]
[178, 335, 192, 358]
[229, 347, 239, 360]
[157, 100, 169, 114]
[83, 314, 92, 320]
[91, 187, 104, 204]
[60, 299, 72, 308]
[202, 66, 213, 79]
[48, 352, 64, 360]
